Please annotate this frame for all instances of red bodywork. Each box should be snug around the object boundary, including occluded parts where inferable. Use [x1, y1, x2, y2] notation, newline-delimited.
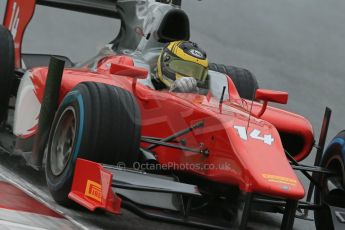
[69, 159, 121, 214]
[3, 0, 36, 68]
[2, 0, 314, 205]
[28, 55, 314, 201]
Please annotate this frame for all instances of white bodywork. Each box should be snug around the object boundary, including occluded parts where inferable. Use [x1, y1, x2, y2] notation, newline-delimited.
[13, 71, 41, 137]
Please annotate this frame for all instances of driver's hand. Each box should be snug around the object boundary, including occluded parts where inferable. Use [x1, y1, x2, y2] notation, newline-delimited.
[170, 77, 197, 93]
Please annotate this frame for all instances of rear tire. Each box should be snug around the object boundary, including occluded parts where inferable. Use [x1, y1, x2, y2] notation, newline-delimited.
[0, 25, 15, 123]
[314, 130, 345, 230]
[209, 63, 258, 100]
[46, 82, 141, 205]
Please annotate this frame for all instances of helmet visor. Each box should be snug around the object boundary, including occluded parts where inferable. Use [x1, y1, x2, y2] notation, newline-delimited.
[168, 59, 208, 82]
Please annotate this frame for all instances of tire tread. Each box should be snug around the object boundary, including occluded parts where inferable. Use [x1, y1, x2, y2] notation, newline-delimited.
[209, 63, 258, 100]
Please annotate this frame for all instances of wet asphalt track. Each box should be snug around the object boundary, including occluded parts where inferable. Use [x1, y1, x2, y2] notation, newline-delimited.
[1, 0, 345, 229]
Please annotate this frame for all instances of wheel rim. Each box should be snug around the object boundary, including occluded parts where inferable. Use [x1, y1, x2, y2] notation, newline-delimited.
[50, 106, 77, 176]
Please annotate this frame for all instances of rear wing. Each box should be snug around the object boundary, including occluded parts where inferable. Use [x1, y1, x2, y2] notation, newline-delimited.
[36, 0, 119, 18]
[3, 0, 36, 68]
[2, 0, 120, 68]
[2, 0, 186, 68]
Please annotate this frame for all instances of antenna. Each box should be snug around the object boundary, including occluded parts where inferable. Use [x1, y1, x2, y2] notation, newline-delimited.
[219, 86, 226, 113]
[246, 88, 256, 133]
[219, 86, 226, 104]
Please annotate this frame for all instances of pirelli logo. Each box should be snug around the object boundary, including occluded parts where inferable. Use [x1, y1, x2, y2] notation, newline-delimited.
[85, 180, 102, 202]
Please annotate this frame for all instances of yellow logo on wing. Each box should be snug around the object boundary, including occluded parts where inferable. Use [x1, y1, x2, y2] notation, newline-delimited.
[85, 180, 102, 202]
[262, 174, 297, 186]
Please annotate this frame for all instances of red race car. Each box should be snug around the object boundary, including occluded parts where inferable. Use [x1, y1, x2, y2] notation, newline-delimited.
[0, 1, 344, 230]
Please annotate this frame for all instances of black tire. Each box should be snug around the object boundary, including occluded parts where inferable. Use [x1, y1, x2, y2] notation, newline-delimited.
[314, 130, 345, 230]
[0, 25, 14, 123]
[45, 82, 141, 205]
[209, 63, 258, 100]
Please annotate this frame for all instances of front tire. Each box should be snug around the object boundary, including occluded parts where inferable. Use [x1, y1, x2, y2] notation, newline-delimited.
[46, 82, 141, 205]
[314, 130, 345, 230]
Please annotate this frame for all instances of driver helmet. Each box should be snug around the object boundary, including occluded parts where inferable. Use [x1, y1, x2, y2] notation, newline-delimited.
[156, 41, 208, 88]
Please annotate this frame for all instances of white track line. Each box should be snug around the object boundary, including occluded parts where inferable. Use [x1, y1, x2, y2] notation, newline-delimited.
[0, 163, 89, 230]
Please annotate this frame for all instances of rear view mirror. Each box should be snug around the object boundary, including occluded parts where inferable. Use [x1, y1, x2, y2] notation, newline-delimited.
[255, 89, 288, 104]
[110, 63, 148, 79]
[255, 89, 288, 117]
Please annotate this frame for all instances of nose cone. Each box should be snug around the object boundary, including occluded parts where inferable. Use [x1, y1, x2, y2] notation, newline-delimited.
[226, 116, 305, 199]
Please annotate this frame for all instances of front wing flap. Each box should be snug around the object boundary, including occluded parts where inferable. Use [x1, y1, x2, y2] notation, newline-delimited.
[68, 158, 122, 214]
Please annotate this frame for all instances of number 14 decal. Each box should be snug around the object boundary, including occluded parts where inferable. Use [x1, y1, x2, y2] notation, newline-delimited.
[234, 126, 274, 145]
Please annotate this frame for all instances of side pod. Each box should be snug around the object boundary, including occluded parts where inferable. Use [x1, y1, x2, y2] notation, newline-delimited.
[68, 159, 122, 214]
